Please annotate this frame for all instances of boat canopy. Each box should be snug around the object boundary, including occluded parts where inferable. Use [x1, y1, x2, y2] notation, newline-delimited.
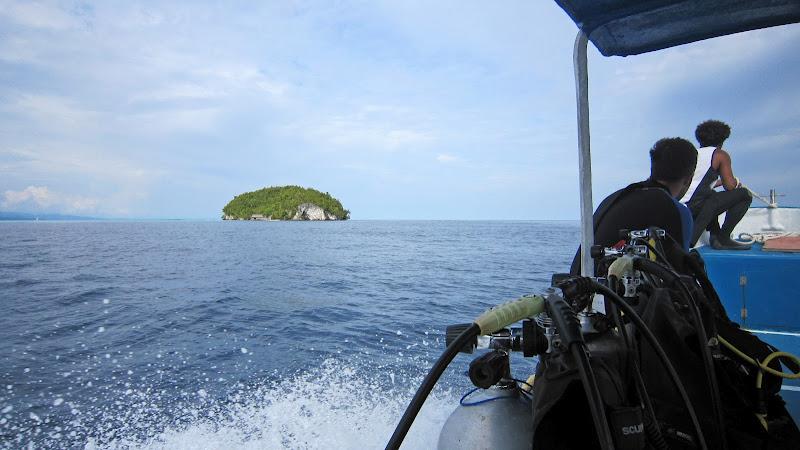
[555, 0, 800, 57]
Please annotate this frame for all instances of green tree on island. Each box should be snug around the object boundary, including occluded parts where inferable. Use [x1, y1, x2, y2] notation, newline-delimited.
[222, 186, 350, 220]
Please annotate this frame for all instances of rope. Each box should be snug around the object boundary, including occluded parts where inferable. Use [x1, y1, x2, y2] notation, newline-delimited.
[737, 232, 797, 245]
[744, 186, 772, 207]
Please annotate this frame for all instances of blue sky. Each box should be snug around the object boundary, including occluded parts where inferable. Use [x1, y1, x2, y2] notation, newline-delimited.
[1, 1, 798, 219]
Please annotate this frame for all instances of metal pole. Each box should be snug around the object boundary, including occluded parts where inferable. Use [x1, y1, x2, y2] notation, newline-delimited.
[574, 31, 594, 277]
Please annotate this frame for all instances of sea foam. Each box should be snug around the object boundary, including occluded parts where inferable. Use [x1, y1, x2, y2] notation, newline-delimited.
[88, 359, 457, 450]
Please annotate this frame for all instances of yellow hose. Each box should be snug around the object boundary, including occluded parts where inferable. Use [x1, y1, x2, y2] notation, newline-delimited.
[717, 336, 800, 382]
[717, 335, 800, 431]
[755, 351, 800, 387]
[474, 295, 545, 335]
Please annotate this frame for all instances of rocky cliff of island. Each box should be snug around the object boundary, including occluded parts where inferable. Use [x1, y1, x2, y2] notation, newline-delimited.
[222, 186, 350, 221]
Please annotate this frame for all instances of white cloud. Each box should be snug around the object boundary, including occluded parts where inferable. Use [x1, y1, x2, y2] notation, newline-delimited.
[129, 83, 223, 103]
[121, 107, 222, 133]
[603, 26, 800, 95]
[295, 104, 437, 153]
[196, 66, 289, 97]
[298, 114, 436, 152]
[3, 185, 53, 207]
[436, 153, 459, 163]
[739, 127, 800, 154]
[0, 1, 78, 30]
[0, 142, 167, 217]
[9, 94, 100, 132]
[315, 119, 434, 151]
[2, 185, 98, 212]
[130, 67, 290, 105]
[0, 2, 797, 218]
[0, 144, 162, 182]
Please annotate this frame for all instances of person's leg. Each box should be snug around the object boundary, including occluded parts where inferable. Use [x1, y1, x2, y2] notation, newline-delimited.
[689, 200, 717, 246]
[719, 187, 753, 237]
[689, 188, 752, 247]
[706, 218, 721, 233]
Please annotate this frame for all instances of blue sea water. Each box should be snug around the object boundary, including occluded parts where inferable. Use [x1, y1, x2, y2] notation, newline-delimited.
[0, 220, 579, 449]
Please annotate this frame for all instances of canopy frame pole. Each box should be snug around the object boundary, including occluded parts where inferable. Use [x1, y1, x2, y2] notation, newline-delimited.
[574, 31, 594, 278]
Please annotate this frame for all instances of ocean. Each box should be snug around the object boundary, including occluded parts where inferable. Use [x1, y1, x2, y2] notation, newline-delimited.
[0, 220, 580, 449]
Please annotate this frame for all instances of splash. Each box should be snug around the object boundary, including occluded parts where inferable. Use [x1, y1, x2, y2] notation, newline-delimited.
[83, 359, 458, 450]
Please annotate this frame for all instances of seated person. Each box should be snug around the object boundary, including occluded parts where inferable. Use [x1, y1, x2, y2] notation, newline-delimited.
[680, 120, 752, 250]
[571, 138, 696, 275]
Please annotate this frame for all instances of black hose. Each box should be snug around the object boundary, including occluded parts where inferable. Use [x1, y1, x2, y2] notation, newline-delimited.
[591, 280, 709, 450]
[684, 251, 732, 322]
[609, 277, 668, 450]
[633, 257, 727, 450]
[386, 323, 481, 450]
[546, 293, 615, 449]
[572, 345, 616, 449]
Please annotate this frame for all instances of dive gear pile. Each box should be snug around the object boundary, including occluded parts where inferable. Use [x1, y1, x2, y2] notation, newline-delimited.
[387, 228, 800, 450]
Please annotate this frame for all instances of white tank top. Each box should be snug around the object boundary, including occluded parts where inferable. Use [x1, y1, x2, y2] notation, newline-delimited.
[680, 146, 716, 204]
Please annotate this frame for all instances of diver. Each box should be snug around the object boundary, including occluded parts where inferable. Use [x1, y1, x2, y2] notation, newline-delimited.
[571, 137, 696, 274]
[680, 120, 753, 249]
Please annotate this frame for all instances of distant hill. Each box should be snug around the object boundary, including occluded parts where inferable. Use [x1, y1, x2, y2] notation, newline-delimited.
[222, 186, 350, 221]
[0, 211, 98, 221]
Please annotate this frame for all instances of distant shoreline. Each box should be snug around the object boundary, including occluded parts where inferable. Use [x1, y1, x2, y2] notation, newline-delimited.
[0, 217, 582, 223]
[0, 212, 98, 221]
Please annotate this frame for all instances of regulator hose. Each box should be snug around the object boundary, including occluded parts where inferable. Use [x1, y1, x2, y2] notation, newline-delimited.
[718, 335, 800, 431]
[385, 322, 480, 450]
[633, 257, 727, 450]
[386, 295, 545, 450]
[608, 276, 668, 450]
[717, 335, 800, 386]
[545, 293, 615, 449]
[591, 280, 709, 450]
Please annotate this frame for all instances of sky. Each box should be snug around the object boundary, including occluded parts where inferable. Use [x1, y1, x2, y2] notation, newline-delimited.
[1, 1, 799, 220]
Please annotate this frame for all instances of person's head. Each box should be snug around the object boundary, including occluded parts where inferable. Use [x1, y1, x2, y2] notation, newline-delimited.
[649, 137, 697, 198]
[695, 119, 731, 147]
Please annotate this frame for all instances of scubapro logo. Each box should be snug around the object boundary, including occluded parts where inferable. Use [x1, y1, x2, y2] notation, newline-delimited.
[622, 424, 644, 435]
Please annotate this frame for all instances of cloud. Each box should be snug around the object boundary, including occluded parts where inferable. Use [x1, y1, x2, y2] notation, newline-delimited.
[0, 1, 78, 30]
[129, 83, 223, 103]
[293, 105, 438, 153]
[0, 143, 164, 217]
[315, 119, 434, 151]
[0, 143, 164, 184]
[436, 153, 459, 163]
[2, 185, 52, 207]
[740, 127, 800, 153]
[8, 94, 100, 132]
[128, 66, 290, 105]
[602, 26, 800, 96]
[2, 185, 98, 213]
[0, 1, 797, 218]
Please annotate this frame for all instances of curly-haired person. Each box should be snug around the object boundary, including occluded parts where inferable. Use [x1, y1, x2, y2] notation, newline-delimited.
[680, 120, 752, 249]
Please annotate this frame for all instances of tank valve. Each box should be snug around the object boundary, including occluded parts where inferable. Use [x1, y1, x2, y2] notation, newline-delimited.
[469, 350, 509, 389]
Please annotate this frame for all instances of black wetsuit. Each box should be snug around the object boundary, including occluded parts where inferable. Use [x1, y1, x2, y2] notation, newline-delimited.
[570, 179, 693, 275]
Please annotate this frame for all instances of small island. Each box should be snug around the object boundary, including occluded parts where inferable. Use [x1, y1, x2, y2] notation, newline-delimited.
[222, 185, 350, 221]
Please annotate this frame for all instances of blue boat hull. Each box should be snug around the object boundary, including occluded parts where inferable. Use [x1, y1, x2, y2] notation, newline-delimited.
[698, 244, 800, 421]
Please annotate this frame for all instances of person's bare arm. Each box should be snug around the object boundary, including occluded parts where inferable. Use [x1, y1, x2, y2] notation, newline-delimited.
[713, 148, 740, 191]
